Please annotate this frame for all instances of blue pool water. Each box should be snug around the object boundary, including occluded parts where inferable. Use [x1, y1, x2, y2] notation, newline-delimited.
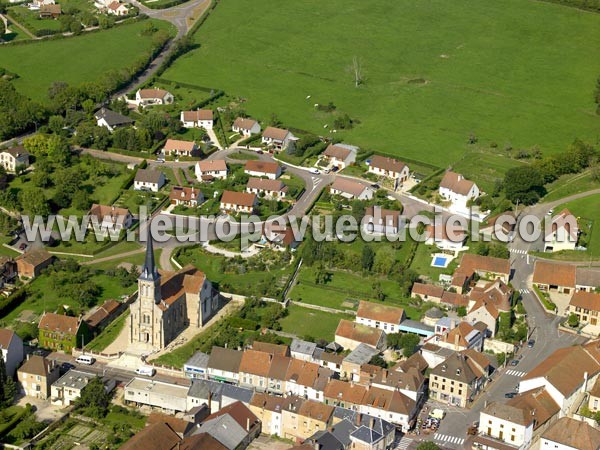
[432, 256, 449, 267]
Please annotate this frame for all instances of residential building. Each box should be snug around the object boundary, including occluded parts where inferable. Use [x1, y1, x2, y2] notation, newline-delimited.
[331, 408, 396, 450]
[368, 155, 410, 183]
[187, 379, 254, 412]
[16, 248, 53, 279]
[207, 347, 243, 384]
[480, 211, 517, 241]
[589, 377, 600, 412]
[429, 351, 489, 408]
[438, 171, 480, 213]
[455, 253, 511, 284]
[133, 168, 166, 192]
[544, 208, 579, 252]
[420, 343, 455, 369]
[129, 240, 222, 351]
[0, 257, 17, 288]
[192, 401, 261, 449]
[330, 178, 374, 200]
[335, 319, 386, 351]
[88, 204, 133, 232]
[249, 393, 303, 438]
[135, 88, 174, 107]
[322, 143, 357, 169]
[369, 366, 426, 403]
[476, 387, 559, 450]
[170, 186, 204, 207]
[39, 4, 61, 18]
[195, 160, 228, 181]
[362, 205, 402, 235]
[17, 355, 61, 399]
[261, 224, 301, 250]
[533, 260, 576, 294]
[359, 386, 417, 432]
[84, 299, 124, 333]
[341, 343, 379, 382]
[0, 146, 29, 173]
[281, 398, 334, 443]
[106, 2, 128, 16]
[468, 279, 513, 314]
[51, 370, 97, 406]
[220, 190, 258, 214]
[539, 417, 600, 450]
[323, 379, 368, 411]
[180, 109, 213, 129]
[355, 300, 405, 334]
[124, 377, 189, 412]
[232, 117, 261, 136]
[411, 283, 444, 303]
[261, 127, 295, 151]
[184, 351, 209, 379]
[575, 267, 600, 292]
[290, 339, 320, 362]
[94, 107, 133, 132]
[38, 312, 90, 352]
[146, 412, 198, 438]
[239, 349, 272, 391]
[0, 328, 23, 376]
[425, 224, 467, 252]
[284, 358, 331, 401]
[567, 291, 600, 334]
[432, 321, 483, 352]
[244, 160, 281, 179]
[120, 422, 182, 450]
[246, 178, 287, 199]
[266, 355, 292, 395]
[518, 341, 600, 415]
[163, 139, 198, 157]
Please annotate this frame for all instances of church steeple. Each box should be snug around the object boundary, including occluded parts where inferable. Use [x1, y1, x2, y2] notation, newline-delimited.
[140, 235, 159, 282]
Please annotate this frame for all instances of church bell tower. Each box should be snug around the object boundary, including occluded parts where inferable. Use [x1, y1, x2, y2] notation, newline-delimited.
[138, 236, 161, 305]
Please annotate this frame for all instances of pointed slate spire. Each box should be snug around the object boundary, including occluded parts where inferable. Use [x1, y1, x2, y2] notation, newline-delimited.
[140, 235, 159, 281]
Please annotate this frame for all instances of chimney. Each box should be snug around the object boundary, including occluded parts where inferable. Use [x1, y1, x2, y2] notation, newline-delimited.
[355, 413, 362, 427]
[382, 370, 387, 383]
[582, 372, 589, 392]
[246, 417, 250, 432]
[207, 391, 212, 414]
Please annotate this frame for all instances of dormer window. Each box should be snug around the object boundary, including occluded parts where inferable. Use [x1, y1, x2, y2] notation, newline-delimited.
[456, 369, 461, 375]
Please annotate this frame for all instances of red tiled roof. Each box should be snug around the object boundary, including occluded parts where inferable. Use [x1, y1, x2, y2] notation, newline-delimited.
[244, 160, 280, 174]
[357, 301, 404, 324]
[369, 155, 407, 173]
[533, 260, 576, 288]
[221, 190, 257, 208]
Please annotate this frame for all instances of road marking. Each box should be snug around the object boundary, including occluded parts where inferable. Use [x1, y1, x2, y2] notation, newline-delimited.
[395, 437, 413, 450]
[519, 288, 530, 294]
[434, 434, 465, 445]
[505, 369, 526, 377]
[510, 248, 528, 255]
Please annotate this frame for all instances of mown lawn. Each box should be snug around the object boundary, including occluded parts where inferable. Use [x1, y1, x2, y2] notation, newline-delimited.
[163, 0, 600, 167]
[0, 19, 175, 102]
[543, 171, 600, 203]
[86, 310, 129, 352]
[279, 304, 353, 341]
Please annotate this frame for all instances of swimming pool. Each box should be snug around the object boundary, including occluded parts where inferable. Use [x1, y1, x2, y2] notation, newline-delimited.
[431, 255, 450, 268]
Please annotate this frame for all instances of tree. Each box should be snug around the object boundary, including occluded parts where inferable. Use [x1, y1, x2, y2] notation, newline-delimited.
[48, 115, 65, 134]
[18, 188, 50, 217]
[416, 443, 440, 450]
[373, 246, 395, 274]
[72, 190, 91, 211]
[400, 333, 420, 357]
[369, 354, 387, 368]
[351, 56, 363, 87]
[0, 18, 5, 38]
[503, 166, 546, 204]
[0, 356, 16, 408]
[457, 306, 467, 317]
[361, 245, 374, 271]
[567, 313, 579, 328]
[75, 377, 111, 418]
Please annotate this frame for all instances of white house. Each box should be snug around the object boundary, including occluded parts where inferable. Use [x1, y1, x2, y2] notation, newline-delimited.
[133, 169, 166, 192]
[169, 186, 203, 207]
[362, 205, 402, 235]
[335, 319, 386, 351]
[220, 190, 258, 214]
[124, 377, 188, 412]
[261, 127, 295, 151]
[518, 341, 600, 416]
[50, 370, 98, 406]
[0, 147, 29, 173]
[330, 178, 374, 200]
[465, 300, 499, 337]
[438, 171, 480, 213]
[246, 178, 287, 200]
[206, 347, 243, 385]
[544, 209, 578, 252]
[232, 117, 261, 137]
[195, 160, 227, 181]
[244, 160, 281, 180]
[359, 387, 417, 433]
[94, 107, 134, 132]
[0, 329, 23, 376]
[163, 139, 198, 157]
[424, 224, 467, 252]
[368, 155, 410, 183]
[322, 144, 357, 169]
[88, 204, 133, 232]
[180, 109, 213, 129]
[284, 359, 329, 402]
[539, 417, 600, 450]
[134, 88, 174, 107]
[355, 300, 405, 334]
[106, 1, 128, 15]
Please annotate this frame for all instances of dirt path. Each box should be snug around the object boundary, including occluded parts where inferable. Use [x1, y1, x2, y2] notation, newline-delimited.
[81, 248, 145, 266]
[4, 13, 36, 39]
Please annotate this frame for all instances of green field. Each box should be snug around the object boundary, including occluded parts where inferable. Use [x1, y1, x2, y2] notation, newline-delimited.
[0, 20, 175, 102]
[279, 304, 353, 341]
[162, 0, 600, 167]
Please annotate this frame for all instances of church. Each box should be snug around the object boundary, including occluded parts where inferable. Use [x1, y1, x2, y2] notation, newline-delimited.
[129, 238, 222, 350]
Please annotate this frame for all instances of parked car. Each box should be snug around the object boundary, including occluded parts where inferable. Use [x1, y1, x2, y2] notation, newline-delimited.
[510, 359, 519, 366]
[527, 339, 535, 348]
[467, 422, 479, 435]
[331, 166, 339, 172]
[255, 150, 264, 154]
[19, 243, 27, 250]
[309, 168, 320, 175]
[371, 183, 380, 189]
[60, 362, 76, 374]
[504, 392, 517, 399]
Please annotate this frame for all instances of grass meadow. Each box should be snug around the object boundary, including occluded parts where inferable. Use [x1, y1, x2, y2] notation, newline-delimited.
[162, 0, 600, 167]
[0, 20, 175, 102]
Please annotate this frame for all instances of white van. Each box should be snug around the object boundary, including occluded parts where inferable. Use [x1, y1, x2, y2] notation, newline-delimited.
[135, 366, 156, 377]
[76, 355, 95, 365]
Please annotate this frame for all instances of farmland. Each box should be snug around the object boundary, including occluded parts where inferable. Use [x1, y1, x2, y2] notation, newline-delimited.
[162, 0, 600, 167]
[0, 19, 175, 102]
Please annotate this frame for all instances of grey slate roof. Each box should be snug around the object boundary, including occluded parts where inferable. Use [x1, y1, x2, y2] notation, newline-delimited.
[185, 351, 210, 369]
[343, 343, 379, 365]
[135, 168, 164, 184]
[195, 414, 246, 450]
[207, 347, 243, 373]
[291, 338, 317, 357]
[188, 379, 253, 404]
[308, 430, 345, 450]
[94, 107, 134, 127]
[333, 407, 395, 438]
[351, 425, 383, 444]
